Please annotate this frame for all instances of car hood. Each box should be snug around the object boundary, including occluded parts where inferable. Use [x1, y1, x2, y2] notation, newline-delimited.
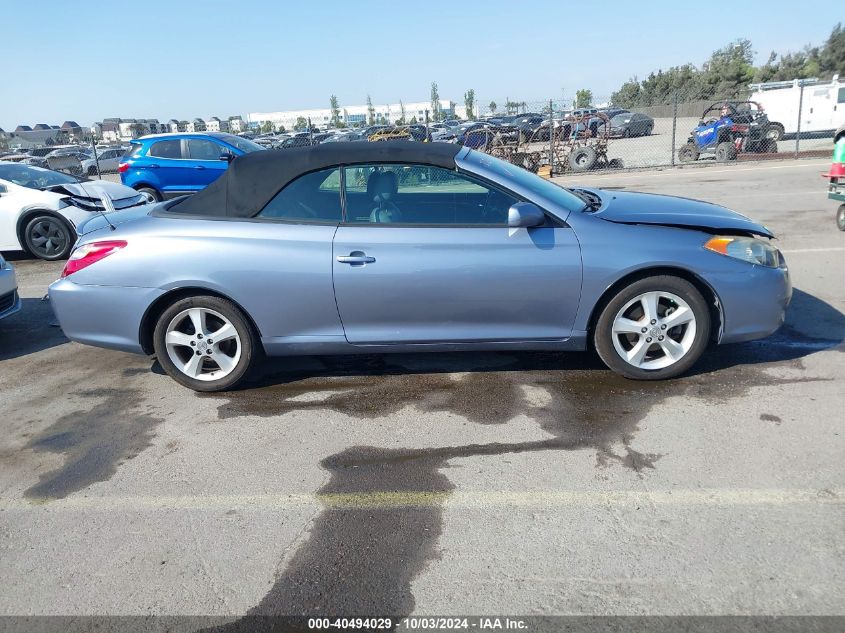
[44, 179, 140, 201]
[586, 189, 773, 238]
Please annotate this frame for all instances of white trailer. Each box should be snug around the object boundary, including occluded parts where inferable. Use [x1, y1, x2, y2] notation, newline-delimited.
[749, 75, 844, 140]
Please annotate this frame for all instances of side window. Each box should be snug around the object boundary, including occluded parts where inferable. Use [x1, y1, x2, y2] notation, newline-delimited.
[343, 163, 519, 225]
[838, 87, 845, 104]
[257, 167, 342, 223]
[148, 140, 181, 159]
[186, 139, 223, 160]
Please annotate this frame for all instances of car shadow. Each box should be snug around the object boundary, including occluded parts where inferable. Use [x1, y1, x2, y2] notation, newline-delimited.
[211, 287, 843, 391]
[0, 297, 68, 361]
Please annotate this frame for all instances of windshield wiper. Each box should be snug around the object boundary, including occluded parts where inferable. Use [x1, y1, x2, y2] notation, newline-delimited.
[568, 188, 603, 212]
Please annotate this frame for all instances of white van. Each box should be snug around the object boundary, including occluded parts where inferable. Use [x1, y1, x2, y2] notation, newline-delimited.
[749, 75, 844, 139]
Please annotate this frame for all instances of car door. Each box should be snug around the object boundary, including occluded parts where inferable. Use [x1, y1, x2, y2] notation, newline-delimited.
[144, 138, 195, 195]
[184, 138, 230, 190]
[0, 181, 26, 251]
[332, 163, 582, 345]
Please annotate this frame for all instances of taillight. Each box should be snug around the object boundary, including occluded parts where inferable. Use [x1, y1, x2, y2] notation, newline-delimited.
[61, 240, 127, 278]
[118, 163, 129, 173]
[731, 124, 748, 133]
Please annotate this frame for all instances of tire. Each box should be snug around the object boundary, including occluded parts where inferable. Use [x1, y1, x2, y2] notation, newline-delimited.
[678, 143, 699, 163]
[766, 124, 784, 141]
[152, 295, 259, 391]
[23, 214, 74, 261]
[837, 204, 845, 232]
[135, 186, 162, 202]
[761, 138, 778, 154]
[715, 141, 737, 162]
[593, 275, 711, 380]
[569, 146, 597, 172]
[623, 128, 631, 138]
[87, 166, 98, 176]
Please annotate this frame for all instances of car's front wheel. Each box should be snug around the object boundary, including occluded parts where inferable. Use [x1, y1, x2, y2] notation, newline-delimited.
[153, 295, 258, 391]
[23, 214, 73, 261]
[594, 276, 711, 380]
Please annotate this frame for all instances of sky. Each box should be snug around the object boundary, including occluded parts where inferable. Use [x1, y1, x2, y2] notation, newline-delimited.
[1, 0, 839, 130]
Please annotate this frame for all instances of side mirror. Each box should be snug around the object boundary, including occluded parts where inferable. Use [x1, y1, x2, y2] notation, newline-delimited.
[219, 152, 235, 163]
[507, 202, 545, 228]
[0, 184, 7, 195]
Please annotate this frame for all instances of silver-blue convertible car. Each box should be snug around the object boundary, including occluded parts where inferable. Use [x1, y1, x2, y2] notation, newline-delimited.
[49, 142, 791, 391]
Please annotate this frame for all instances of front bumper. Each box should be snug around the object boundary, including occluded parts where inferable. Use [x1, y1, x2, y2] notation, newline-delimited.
[0, 265, 21, 321]
[48, 278, 165, 354]
[712, 263, 792, 344]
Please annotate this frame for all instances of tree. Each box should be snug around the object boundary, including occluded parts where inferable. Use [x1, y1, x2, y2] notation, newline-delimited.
[575, 89, 593, 108]
[398, 100, 406, 125]
[464, 89, 476, 120]
[819, 22, 845, 76]
[488, 100, 497, 115]
[409, 115, 418, 124]
[129, 123, 147, 138]
[277, 125, 286, 133]
[329, 95, 342, 128]
[430, 81, 441, 121]
[294, 116, 308, 131]
[366, 94, 375, 125]
[260, 121, 273, 133]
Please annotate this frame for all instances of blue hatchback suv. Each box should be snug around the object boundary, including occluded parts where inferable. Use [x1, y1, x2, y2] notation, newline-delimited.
[119, 132, 265, 201]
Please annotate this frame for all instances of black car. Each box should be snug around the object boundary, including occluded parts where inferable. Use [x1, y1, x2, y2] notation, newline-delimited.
[608, 112, 654, 138]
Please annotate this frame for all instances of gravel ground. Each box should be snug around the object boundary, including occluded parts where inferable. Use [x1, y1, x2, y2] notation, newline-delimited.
[0, 158, 842, 629]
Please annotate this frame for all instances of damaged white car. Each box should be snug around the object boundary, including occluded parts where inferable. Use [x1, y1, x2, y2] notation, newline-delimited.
[0, 161, 153, 260]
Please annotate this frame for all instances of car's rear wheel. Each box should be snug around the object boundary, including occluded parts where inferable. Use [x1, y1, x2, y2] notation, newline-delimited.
[153, 296, 258, 391]
[136, 186, 161, 202]
[23, 214, 73, 261]
[87, 166, 99, 176]
[715, 141, 737, 162]
[594, 276, 711, 380]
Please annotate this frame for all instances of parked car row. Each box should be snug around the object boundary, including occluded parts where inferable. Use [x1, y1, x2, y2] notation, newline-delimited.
[0, 144, 130, 175]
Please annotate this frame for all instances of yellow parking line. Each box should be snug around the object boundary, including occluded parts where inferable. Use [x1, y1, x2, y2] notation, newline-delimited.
[2, 488, 840, 511]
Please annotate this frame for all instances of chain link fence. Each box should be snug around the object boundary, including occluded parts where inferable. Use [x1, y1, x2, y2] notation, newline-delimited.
[1, 79, 838, 180]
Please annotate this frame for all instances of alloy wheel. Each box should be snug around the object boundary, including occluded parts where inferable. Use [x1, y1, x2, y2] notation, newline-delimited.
[611, 291, 697, 370]
[28, 218, 67, 258]
[164, 308, 242, 381]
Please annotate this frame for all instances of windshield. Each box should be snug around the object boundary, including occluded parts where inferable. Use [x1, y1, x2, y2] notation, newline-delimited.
[462, 151, 589, 214]
[218, 134, 265, 153]
[0, 163, 79, 188]
[611, 114, 631, 124]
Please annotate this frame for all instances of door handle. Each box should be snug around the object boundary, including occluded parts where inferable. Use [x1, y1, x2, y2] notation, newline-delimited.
[337, 251, 375, 265]
[147, 163, 159, 168]
[193, 165, 206, 170]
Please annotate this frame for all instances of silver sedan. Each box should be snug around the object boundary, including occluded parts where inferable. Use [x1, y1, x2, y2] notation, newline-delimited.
[49, 142, 791, 391]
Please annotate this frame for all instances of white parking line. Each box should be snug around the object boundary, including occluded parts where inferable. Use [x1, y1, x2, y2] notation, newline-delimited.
[2, 488, 841, 511]
[781, 247, 845, 254]
[554, 160, 830, 181]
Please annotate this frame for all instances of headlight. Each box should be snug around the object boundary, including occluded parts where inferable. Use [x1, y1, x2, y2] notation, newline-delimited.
[704, 236, 782, 268]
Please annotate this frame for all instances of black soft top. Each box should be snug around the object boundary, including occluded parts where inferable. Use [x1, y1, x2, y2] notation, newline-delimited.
[165, 141, 462, 218]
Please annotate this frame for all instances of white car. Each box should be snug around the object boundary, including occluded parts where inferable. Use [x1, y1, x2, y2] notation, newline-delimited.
[0, 252, 21, 321]
[0, 161, 153, 261]
[80, 148, 125, 176]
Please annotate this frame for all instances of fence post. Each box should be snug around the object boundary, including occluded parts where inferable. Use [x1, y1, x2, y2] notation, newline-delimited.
[548, 99, 555, 175]
[670, 90, 678, 167]
[308, 118, 313, 145]
[424, 110, 430, 142]
[795, 83, 804, 158]
[90, 137, 101, 179]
